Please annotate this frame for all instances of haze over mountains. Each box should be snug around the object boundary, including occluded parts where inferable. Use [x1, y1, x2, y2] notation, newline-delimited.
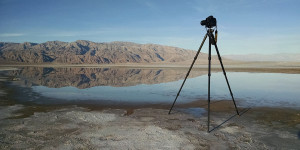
[0, 40, 214, 64]
[224, 54, 300, 62]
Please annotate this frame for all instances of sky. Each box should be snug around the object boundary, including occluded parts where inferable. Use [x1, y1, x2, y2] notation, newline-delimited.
[0, 0, 299, 55]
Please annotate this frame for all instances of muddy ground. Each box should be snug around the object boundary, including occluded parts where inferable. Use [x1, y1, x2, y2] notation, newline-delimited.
[0, 103, 299, 149]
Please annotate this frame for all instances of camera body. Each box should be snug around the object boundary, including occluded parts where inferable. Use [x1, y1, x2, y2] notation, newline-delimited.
[200, 16, 217, 28]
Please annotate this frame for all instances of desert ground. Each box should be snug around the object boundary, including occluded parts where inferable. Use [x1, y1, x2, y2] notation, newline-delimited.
[1, 104, 299, 149]
[0, 64, 300, 149]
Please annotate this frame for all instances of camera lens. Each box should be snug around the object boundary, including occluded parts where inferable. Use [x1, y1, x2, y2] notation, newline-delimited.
[200, 20, 206, 26]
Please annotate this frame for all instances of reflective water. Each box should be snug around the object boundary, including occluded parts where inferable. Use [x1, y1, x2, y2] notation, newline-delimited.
[4, 67, 300, 109]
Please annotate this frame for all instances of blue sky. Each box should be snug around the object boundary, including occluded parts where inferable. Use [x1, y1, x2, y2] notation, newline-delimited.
[0, 0, 299, 54]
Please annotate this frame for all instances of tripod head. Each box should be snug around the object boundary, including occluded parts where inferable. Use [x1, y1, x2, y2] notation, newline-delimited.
[201, 16, 218, 44]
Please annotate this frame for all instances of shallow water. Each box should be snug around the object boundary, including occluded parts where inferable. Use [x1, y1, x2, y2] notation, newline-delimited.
[3, 67, 300, 109]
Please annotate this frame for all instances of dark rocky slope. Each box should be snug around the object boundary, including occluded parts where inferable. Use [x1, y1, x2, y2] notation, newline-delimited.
[0, 40, 205, 64]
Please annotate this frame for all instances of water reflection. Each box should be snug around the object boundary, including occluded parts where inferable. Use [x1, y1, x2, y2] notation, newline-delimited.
[8, 67, 208, 88]
[178, 107, 206, 118]
[5, 67, 300, 109]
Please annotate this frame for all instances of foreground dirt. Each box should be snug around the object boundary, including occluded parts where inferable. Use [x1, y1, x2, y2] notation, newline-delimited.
[0, 105, 299, 149]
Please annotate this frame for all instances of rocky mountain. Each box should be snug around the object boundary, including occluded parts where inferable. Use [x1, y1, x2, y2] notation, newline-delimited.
[0, 40, 210, 64]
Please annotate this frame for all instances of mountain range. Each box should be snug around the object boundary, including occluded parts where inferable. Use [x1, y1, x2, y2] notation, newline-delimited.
[0, 40, 217, 64]
[1, 40, 299, 65]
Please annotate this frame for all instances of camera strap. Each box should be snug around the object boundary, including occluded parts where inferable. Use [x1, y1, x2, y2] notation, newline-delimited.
[215, 30, 218, 44]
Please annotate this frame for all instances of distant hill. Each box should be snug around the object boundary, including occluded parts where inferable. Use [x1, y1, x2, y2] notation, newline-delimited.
[224, 53, 300, 62]
[0, 40, 220, 64]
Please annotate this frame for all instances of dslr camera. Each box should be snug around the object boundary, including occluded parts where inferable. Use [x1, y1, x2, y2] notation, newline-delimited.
[200, 16, 217, 28]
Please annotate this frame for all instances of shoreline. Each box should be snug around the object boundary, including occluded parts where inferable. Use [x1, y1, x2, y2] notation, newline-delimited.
[1, 63, 300, 74]
[1, 60, 300, 68]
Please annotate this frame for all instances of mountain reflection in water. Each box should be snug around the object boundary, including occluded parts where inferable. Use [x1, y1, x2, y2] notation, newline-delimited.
[8, 67, 208, 88]
[5, 67, 300, 109]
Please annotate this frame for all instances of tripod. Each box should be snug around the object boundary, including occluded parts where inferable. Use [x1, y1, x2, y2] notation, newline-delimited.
[168, 28, 240, 132]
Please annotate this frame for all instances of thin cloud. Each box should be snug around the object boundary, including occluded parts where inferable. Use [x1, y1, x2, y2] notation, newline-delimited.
[144, 1, 156, 10]
[136, 0, 159, 12]
[0, 33, 24, 37]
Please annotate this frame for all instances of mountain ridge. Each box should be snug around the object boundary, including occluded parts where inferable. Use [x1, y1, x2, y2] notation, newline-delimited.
[0, 40, 207, 64]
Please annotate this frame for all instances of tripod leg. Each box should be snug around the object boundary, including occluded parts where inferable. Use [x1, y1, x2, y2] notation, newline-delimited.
[207, 31, 212, 132]
[168, 33, 208, 114]
[209, 33, 240, 116]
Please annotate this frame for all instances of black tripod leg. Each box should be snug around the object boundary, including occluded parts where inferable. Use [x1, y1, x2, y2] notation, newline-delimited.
[168, 33, 208, 114]
[209, 33, 240, 116]
[207, 31, 212, 132]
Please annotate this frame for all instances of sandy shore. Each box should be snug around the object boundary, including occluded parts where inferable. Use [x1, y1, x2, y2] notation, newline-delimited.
[1, 60, 300, 68]
[1, 62, 300, 74]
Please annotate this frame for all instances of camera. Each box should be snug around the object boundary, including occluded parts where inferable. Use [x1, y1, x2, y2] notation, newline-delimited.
[200, 16, 217, 28]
